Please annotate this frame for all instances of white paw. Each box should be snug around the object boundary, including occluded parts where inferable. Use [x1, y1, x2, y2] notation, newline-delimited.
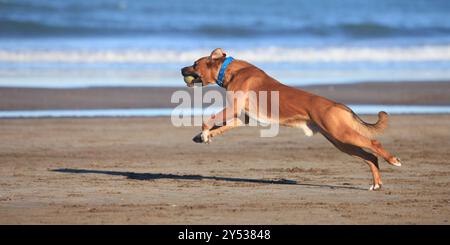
[201, 130, 211, 144]
[369, 184, 381, 191]
[391, 157, 402, 167]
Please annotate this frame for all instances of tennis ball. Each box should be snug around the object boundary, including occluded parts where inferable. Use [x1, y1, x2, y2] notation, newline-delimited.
[184, 75, 195, 84]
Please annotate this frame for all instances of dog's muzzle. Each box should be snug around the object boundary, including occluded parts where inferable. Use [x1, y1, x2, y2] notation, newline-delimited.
[181, 67, 202, 87]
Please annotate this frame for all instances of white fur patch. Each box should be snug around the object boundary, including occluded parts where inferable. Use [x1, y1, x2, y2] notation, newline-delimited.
[297, 122, 314, 137]
[391, 157, 402, 167]
[369, 184, 381, 191]
[201, 130, 210, 143]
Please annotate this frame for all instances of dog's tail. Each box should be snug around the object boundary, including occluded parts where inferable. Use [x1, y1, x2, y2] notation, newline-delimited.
[337, 104, 389, 139]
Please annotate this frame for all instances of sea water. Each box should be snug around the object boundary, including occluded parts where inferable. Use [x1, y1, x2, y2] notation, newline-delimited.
[0, 0, 450, 88]
[1, 105, 450, 118]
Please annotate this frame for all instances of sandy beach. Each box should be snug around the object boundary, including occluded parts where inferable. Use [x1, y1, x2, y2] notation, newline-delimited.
[0, 113, 449, 224]
[1, 81, 450, 110]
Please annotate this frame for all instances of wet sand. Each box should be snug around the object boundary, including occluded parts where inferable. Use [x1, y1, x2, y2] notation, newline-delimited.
[0, 115, 449, 224]
[1, 81, 450, 110]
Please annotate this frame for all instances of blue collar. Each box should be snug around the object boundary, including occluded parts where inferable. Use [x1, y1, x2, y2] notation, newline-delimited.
[216, 57, 234, 87]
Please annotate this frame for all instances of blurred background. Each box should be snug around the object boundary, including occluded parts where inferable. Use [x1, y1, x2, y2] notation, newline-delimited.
[1, 0, 450, 88]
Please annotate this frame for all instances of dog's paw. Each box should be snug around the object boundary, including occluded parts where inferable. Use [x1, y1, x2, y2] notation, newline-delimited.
[192, 130, 211, 144]
[389, 156, 402, 167]
[369, 183, 382, 191]
[192, 133, 203, 143]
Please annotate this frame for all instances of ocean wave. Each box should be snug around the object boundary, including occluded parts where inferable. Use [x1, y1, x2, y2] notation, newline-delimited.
[2, 0, 450, 41]
[2, 18, 450, 39]
[0, 19, 154, 37]
[1, 45, 450, 63]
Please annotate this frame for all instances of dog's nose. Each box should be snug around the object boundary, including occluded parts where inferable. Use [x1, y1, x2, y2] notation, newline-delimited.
[181, 67, 189, 76]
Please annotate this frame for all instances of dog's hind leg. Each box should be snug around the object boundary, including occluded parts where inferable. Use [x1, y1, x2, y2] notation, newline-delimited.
[318, 113, 401, 167]
[332, 129, 401, 167]
[318, 107, 401, 167]
[322, 132, 383, 190]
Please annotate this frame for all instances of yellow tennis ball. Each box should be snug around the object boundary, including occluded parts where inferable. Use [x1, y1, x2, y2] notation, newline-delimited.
[184, 75, 195, 84]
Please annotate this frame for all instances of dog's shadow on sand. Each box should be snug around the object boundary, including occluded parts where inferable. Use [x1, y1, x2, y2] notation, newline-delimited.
[51, 168, 366, 191]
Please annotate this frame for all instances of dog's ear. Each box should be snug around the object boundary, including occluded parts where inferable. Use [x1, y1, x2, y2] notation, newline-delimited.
[210, 48, 226, 60]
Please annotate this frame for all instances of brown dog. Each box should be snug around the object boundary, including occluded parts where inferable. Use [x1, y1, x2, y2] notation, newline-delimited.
[181, 48, 401, 190]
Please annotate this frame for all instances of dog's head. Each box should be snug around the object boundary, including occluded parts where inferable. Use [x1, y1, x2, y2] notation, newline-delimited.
[181, 48, 227, 87]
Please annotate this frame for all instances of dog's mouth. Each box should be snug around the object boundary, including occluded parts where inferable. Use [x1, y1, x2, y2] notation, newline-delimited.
[182, 72, 202, 87]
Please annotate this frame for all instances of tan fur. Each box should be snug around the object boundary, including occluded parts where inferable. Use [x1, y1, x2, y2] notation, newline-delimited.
[335, 104, 389, 138]
[181, 48, 401, 190]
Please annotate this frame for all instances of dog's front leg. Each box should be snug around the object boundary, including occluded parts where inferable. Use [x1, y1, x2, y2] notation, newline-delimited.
[193, 106, 240, 143]
[209, 118, 243, 138]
